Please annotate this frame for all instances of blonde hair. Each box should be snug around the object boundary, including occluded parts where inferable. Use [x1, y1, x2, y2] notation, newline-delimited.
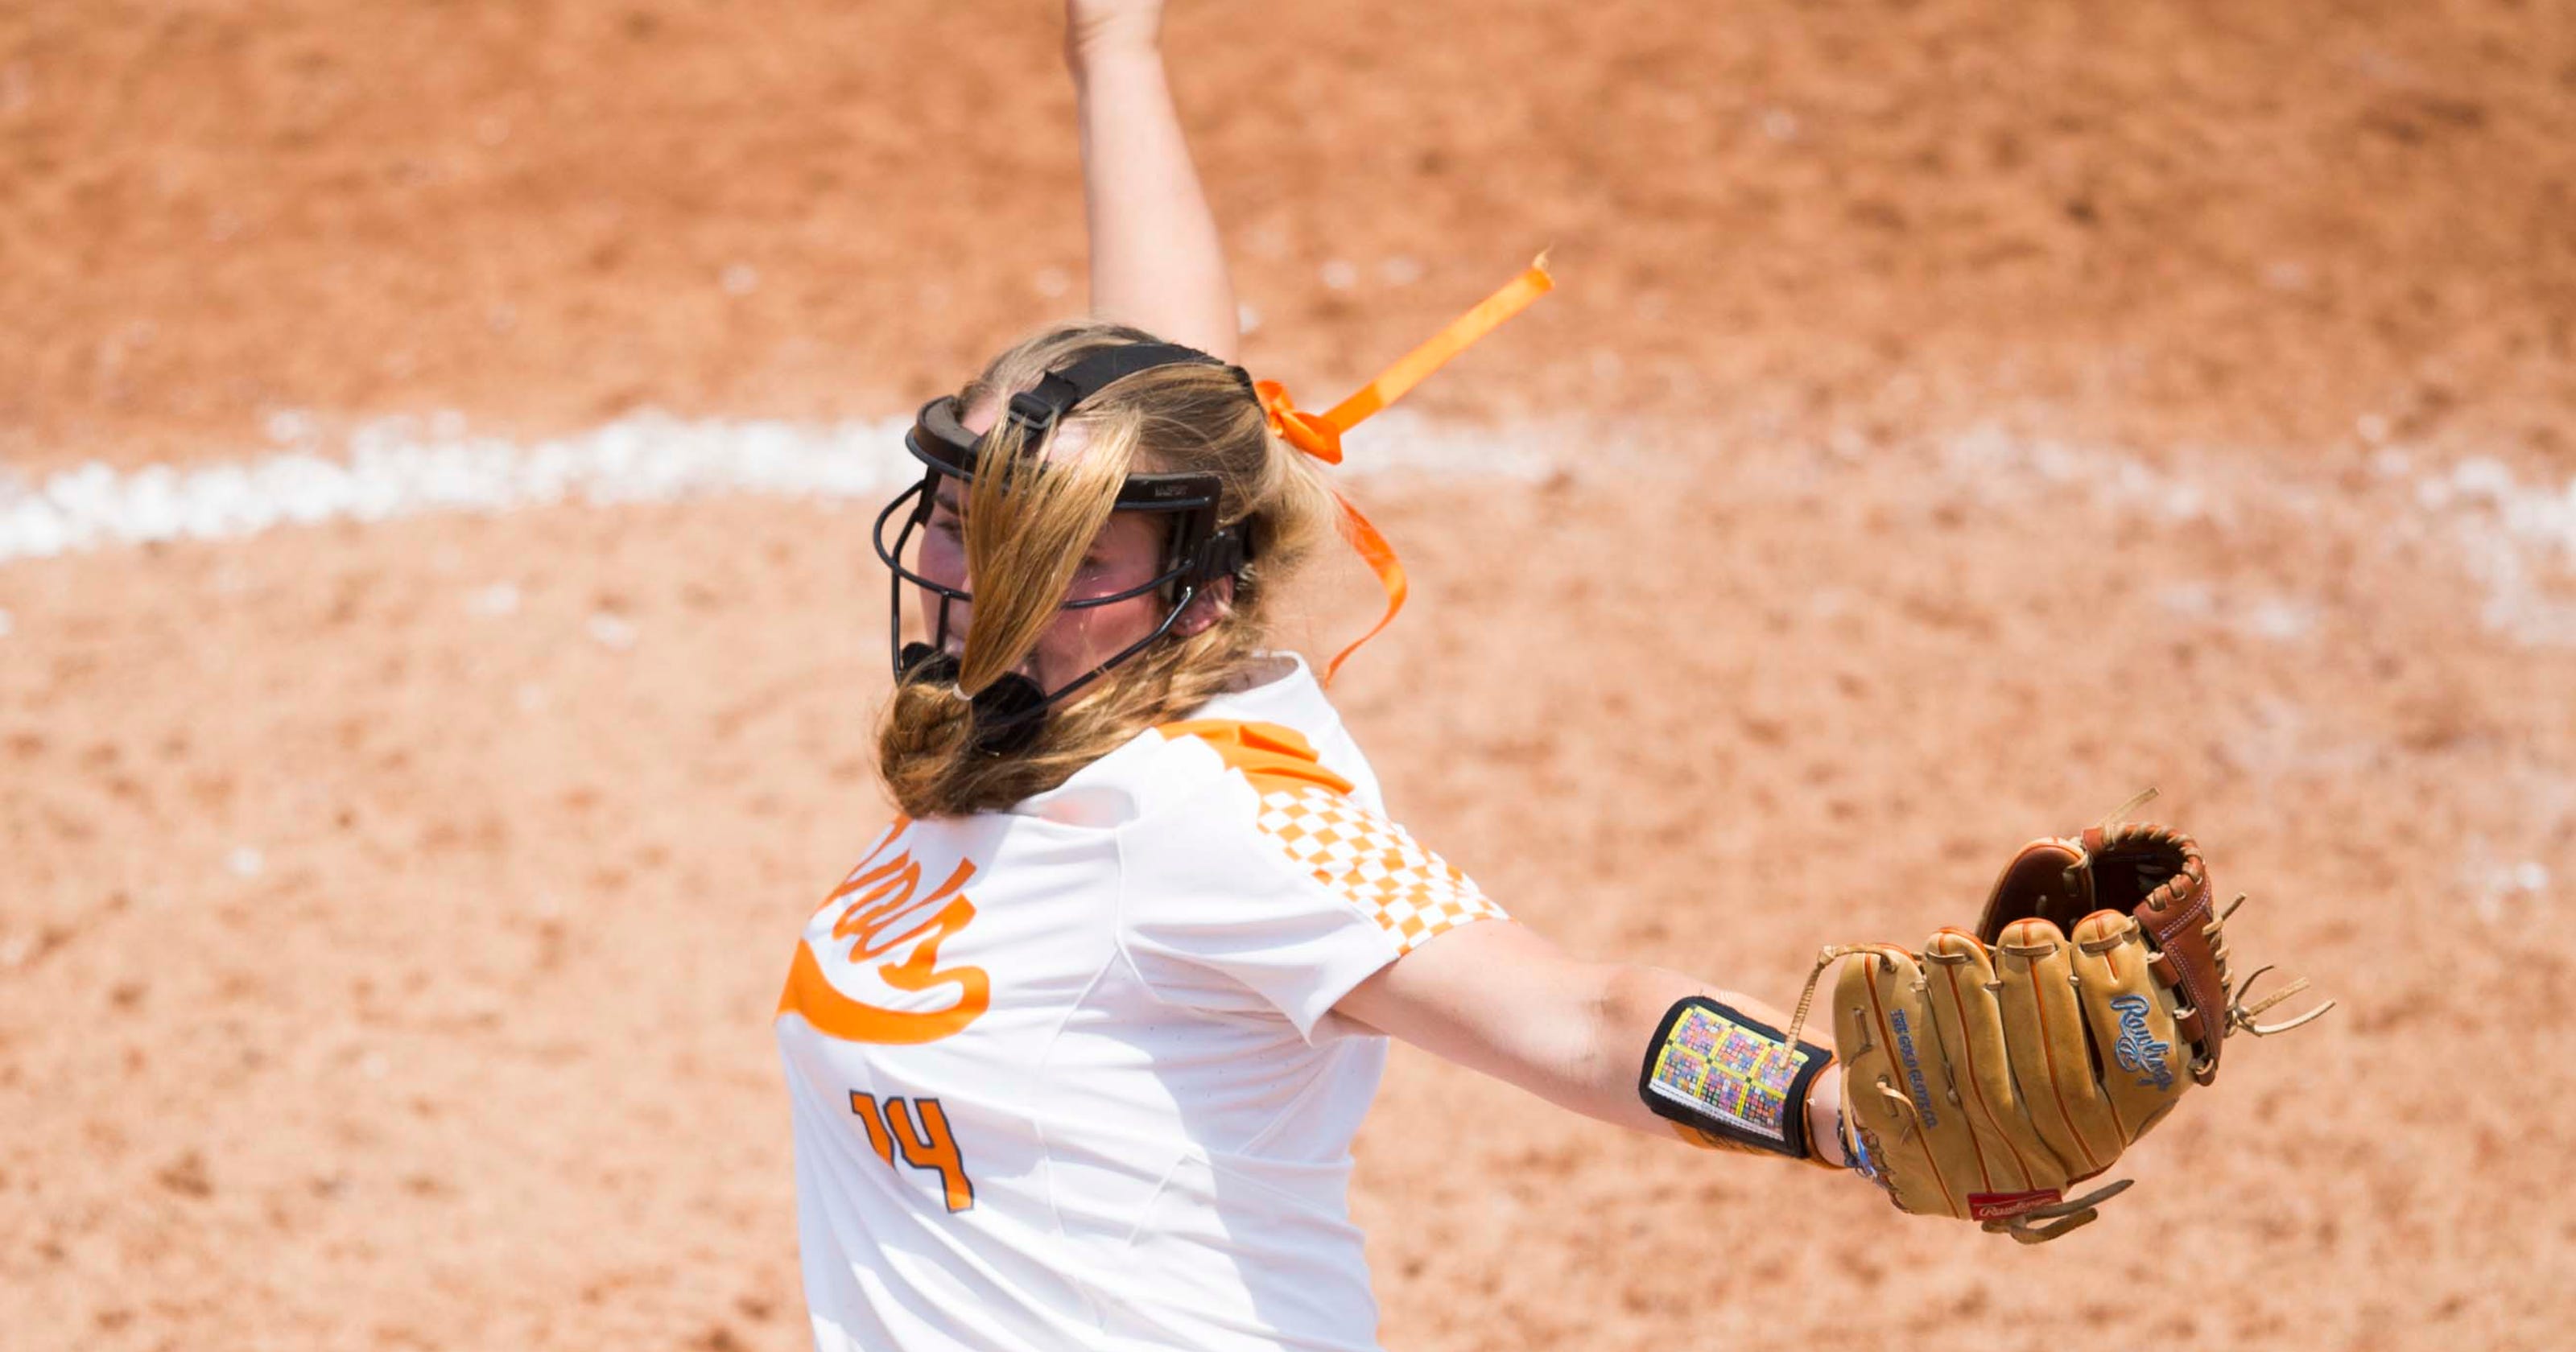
[877, 322, 1340, 817]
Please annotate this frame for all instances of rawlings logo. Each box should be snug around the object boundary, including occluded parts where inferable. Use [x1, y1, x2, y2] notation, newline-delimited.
[2109, 994, 2175, 1092]
[1888, 1010, 1940, 1128]
[1969, 1189, 2065, 1221]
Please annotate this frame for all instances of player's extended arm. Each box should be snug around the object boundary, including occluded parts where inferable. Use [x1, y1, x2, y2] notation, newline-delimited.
[1334, 919, 1848, 1166]
[1065, 0, 1240, 360]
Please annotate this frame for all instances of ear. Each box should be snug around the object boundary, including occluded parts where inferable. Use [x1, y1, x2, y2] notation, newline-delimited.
[1173, 575, 1236, 638]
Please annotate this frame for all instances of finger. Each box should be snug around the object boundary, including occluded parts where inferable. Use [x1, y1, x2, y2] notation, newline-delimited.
[1922, 928, 2066, 1201]
[1992, 917, 2123, 1180]
[1832, 946, 1984, 1219]
[2069, 910, 2190, 1145]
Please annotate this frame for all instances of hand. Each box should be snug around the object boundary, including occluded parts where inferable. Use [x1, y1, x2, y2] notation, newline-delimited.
[1804, 1061, 1848, 1169]
[1064, 0, 1165, 66]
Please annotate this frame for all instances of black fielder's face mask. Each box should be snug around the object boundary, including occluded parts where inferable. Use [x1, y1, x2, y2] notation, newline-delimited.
[870, 343, 1256, 754]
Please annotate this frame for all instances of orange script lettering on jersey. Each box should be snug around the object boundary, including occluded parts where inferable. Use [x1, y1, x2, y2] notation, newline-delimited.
[778, 823, 991, 1044]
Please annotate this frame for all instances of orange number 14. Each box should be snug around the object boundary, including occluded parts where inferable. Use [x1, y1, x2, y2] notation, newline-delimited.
[848, 1091, 976, 1213]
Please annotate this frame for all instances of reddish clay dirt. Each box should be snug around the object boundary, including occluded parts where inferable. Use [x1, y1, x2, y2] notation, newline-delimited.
[4, 0, 2570, 473]
[5, 2, 2574, 1351]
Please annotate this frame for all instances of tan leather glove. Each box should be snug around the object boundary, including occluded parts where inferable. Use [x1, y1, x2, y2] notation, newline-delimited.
[1819, 810, 2327, 1242]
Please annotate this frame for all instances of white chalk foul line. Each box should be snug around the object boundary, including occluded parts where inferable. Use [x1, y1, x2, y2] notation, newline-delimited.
[1943, 428, 2576, 648]
[6, 412, 2570, 648]
[0, 410, 1561, 567]
[0, 414, 914, 564]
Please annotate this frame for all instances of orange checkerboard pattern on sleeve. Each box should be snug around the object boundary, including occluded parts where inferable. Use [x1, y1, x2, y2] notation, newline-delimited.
[1253, 785, 1506, 953]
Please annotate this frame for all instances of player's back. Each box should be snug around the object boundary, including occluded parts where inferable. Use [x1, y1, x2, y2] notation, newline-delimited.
[776, 656, 1446, 1352]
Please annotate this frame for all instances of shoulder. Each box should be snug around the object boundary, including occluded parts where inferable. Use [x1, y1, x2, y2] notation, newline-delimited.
[1144, 718, 1504, 957]
[1174, 653, 1383, 798]
[1093, 715, 1353, 841]
[1156, 717, 1356, 795]
[1020, 713, 1350, 830]
[1037, 653, 1380, 824]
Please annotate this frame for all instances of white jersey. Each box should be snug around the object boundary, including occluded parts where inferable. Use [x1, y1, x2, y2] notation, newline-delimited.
[774, 657, 1506, 1352]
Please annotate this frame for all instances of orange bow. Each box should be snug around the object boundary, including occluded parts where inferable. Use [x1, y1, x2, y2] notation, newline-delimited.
[1259, 254, 1555, 682]
[1255, 381, 1346, 464]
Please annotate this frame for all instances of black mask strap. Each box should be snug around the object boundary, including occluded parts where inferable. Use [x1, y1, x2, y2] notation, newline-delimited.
[1005, 343, 1243, 440]
[896, 643, 1051, 756]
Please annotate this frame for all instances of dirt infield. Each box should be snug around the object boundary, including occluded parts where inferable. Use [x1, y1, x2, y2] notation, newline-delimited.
[7, 0, 2570, 472]
[4, 2, 2573, 1350]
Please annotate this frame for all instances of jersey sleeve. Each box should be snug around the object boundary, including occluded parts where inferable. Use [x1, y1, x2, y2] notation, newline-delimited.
[1117, 776, 1509, 1042]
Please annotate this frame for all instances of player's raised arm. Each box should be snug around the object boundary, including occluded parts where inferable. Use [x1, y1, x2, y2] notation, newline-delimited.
[1064, 0, 1240, 360]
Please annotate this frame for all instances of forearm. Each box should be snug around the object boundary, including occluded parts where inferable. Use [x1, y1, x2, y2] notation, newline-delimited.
[1343, 923, 1845, 1165]
[1068, 39, 1239, 358]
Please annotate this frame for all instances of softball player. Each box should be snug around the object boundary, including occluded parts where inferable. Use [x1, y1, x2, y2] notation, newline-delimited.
[774, 4, 1852, 1347]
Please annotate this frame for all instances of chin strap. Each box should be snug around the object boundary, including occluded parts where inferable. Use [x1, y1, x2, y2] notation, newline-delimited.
[1255, 253, 1555, 682]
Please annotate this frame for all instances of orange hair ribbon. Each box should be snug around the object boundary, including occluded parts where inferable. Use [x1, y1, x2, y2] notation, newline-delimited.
[1257, 253, 1554, 681]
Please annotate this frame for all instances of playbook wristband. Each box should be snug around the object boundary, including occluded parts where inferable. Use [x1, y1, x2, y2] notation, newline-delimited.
[1637, 995, 1834, 1160]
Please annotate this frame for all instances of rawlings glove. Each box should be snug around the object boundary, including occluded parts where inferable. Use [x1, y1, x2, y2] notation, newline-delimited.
[1810, 798, 2328, 1242]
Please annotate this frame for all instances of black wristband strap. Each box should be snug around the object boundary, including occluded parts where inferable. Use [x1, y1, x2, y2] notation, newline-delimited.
[1637, 995, 1835, 1159]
